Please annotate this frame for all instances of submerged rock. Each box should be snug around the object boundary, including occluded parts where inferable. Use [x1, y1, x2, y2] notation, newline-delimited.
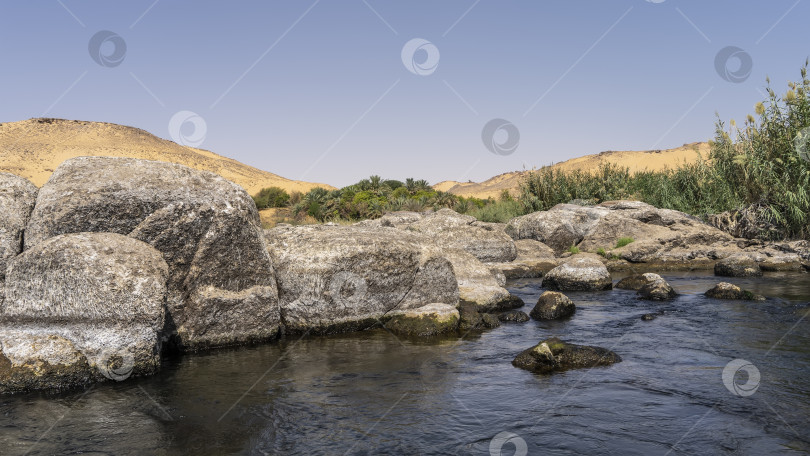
[0, 233, 168, 393]
[0, 173, 37, 280]
[23, 157, 279, 351]
[458, 302, 501, 331]
[383, 303, 460, 337]
[714, 254, 763, 277]
[498, 310, 530, 323]
[512, 337, 622, 374]
[530, 291, 576, 320]
[705, 282, 765, 301]
[542, 255, 612, 291]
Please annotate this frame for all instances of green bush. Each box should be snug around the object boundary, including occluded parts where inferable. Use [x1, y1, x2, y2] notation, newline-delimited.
[252, 186, 290, 210]
[568, 245, 580, 254]
[615, 237, 634, 248]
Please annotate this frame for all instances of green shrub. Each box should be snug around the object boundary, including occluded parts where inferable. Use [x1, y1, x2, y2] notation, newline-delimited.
[568, 245, 580, 254]
[596, 247, 607, 257]
[252, 186, 290, 210]
[615, 237, 634, 248]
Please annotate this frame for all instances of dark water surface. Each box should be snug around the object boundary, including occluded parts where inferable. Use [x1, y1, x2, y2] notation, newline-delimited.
[2, 272, 809, 455]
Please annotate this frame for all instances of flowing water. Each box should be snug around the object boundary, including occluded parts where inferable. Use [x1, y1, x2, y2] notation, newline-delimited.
[2, 272, 809, 455]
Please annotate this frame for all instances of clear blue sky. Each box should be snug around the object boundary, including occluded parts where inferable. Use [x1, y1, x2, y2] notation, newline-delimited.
[1, 1, 807, 187]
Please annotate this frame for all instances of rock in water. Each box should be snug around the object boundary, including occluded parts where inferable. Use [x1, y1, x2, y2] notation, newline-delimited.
[530, 291, 576, 320]
[512, 337, 622, 374]
[714, 254, 763, 277]
[266, 225, 458, 334]
[23, 157, 279, 351]
[705, 282, 765, 301]
[383, 303, 460, 337]
[498, 310, 530, 323]
[615, 273, 659, 290]
[0, 233, 168, 393]
[617, 273, 676, 301]
[0, 173, 37, 280]
[488, 239, 558, 280]
[458, 302, 500, 331]
[542, 255, 612, 291]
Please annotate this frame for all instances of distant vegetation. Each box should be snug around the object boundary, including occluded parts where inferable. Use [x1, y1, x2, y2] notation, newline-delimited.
[255, 64, 810, 240]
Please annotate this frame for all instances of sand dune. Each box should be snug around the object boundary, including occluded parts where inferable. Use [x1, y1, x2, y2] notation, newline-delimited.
[434, 142, 710, 199]
[0, 118, 333, 195]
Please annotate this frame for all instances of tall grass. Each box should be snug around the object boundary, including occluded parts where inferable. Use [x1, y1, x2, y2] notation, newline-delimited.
[519, 63, 810, 240]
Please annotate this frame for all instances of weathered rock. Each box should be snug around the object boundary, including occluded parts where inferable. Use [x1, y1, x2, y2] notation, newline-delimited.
[488, 239, 558, 279]
[383, 303, 459, 337]
[617, 273, 676, 300]
[266, 225, 458, 334]
[0, 173, 37, 280]
[637, 275, 676, 301]
[506, 204, 608, 255]
[705, 282, 765, 301]
[542, 255, 612, 291]
[356, 211, 425, 229]
[405, 209, 517, 263]
[23, 157, 279, 351]
[498, 310, 530, 323]
[512, 337, 622, 374]
[530, 291, 576, 320]
[458, 302, 500, 331]
[715, 254, 762, 277]
[443, 248, 523, 313]
[0, 233, 168, 393]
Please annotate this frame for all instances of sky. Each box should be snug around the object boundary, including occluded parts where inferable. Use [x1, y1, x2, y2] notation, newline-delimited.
[0, 1, 807, 187]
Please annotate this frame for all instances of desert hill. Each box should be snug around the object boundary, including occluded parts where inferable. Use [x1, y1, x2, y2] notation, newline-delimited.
[434, 142, 710, 199]
[0, 118, 333, 195]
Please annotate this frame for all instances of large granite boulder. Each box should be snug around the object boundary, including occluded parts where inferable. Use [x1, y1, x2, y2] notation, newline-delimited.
[507, 201, 735, 266]
[382, 303, 460, 337]
[265, 225, 459, 334]
[23, 157, 279, 351]
[361, 208, 518, 263]
[616, 273, 676, 300]
[0, 173, 37, 280]
[442, 248, 524, 313]
[512, 337, 622, 374]
[0, 233, 168, 393]
[542, 254, 612, 291]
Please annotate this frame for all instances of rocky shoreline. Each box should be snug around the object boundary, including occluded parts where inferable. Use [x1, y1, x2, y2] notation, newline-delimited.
[1, 158, 808, 393]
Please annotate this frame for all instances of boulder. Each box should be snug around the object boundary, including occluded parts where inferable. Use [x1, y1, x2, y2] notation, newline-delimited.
[266, 225, 458, 334]
[714, 254, 762, 277]
[405, 209, 518, 263]
[512, 337, 622, 374]
[0, 173, 37, 280]
[542, 255, 612, 291]
[705, 282, 765, 301]
[498, 310, 530, 323]
[23, 157, 279, 351]
[507, 201, 735, 266]
[443, 248, 524, 313]
[616, 273, 675, 300]
[383, 303, 459, 337]
[458, 302, 501, 331]
[637, 275, 676, 301]
[489, 239, 558, 279]
[0, 233, 168, 393]
[530, 291, 576, 320]
[506, 204, 608, 255]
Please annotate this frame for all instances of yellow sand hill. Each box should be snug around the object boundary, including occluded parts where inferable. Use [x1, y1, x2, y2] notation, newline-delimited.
[434, 142, 710, 199]
[0, 118, 333, 195]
